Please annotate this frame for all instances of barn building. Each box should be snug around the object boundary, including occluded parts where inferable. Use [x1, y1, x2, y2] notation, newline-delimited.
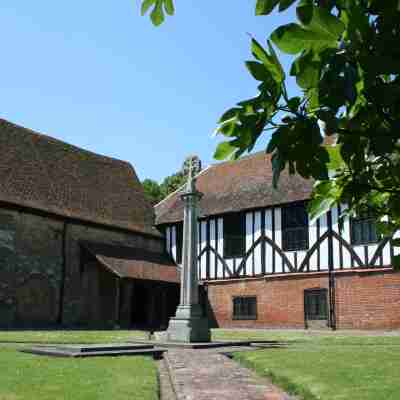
[0, 119, 179, 329]
[156, 152, 400, 330]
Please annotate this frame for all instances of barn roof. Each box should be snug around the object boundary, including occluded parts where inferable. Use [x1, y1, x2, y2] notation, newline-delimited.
[0, 119, 158, 236]
[155, 151, 314, 225]
[83, 241, 180, 283]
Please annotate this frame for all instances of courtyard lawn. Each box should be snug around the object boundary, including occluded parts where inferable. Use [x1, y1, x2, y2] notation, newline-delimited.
[213, 330, 400, 400]
[0, 344, 158, 400]
[0, 330, 147, 344]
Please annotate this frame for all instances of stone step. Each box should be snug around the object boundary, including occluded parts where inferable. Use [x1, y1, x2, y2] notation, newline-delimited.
[20, 346, 165, 359]
[44, 343, 154, 353]
[130, 340, 253, 349]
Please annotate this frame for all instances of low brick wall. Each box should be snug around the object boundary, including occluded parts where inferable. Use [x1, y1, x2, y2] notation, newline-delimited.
[205, 269, 400, 330]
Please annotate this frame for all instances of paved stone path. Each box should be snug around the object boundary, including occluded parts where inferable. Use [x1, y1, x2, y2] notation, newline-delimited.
[161, 346, 296, 400]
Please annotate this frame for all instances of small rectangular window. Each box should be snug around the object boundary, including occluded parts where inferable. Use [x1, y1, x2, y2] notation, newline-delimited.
[304, 289, 328, 320]
[176, 222, 183, 264]
[223, 213, 245, 259]
[232, 296, 257, 320]
[351, 213, 379, 245]
[282, 204, 309, 251]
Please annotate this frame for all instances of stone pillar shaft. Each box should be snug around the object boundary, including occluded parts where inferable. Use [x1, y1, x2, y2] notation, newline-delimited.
[166, 160, 210, 342]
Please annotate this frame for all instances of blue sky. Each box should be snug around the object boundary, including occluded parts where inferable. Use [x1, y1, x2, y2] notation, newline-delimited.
[1, 1, 299, 182]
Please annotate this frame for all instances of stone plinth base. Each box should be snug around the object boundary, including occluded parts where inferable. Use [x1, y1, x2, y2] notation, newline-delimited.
[166, 304, 211, 343]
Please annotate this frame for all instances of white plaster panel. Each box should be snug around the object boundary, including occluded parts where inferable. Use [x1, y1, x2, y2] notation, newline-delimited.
[245, 212, 253, 276]
[254, 212, 262, 274]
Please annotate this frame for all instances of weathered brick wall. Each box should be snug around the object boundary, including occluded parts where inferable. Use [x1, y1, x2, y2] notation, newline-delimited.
[206, 270, 400, 330]
[0, 205, 164, 328]
[0, 209, 63, 328]
[62, 222, 163, 326]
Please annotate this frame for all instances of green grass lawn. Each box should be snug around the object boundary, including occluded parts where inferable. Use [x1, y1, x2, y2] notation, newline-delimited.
[0, 344, 158, 400]
[1, 329, 400, 399]
[0, 330, 147, 344]
[214, 330, 400, 400]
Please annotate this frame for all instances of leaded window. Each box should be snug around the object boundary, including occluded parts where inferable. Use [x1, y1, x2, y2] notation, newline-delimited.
[282, 204, 309, 251]
[351, 213, 379, 245]
[223, 213, 245, 259]
[232, 296, 257, 320]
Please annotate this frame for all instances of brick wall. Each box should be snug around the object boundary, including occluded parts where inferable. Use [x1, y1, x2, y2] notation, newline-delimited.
[62, 221, 163, 326]
[0, 205, 164, 328]
[205, 269, 400, 330]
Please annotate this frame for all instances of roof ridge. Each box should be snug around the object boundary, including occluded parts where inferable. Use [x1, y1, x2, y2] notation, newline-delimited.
[0, 118, 131, 166]
[208, 150, 267, 168]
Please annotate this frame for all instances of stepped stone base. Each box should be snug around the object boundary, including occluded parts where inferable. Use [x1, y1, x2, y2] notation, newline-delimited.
[20, 343, 165, 359]
[166, 304, 211, 343]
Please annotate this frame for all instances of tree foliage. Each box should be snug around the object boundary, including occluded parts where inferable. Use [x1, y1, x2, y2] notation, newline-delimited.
[142, 155, 202, 205]
[141, 0, 400, 267]
[142, 178, 164, 205]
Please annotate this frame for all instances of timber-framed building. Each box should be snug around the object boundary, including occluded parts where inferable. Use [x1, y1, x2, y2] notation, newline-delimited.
[156, 152, 400, 330]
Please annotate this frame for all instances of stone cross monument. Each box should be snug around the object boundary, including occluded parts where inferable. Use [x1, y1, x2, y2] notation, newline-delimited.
[166, 157, 211, 342]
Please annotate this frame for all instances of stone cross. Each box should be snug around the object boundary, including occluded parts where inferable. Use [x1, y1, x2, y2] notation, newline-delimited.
[166, 157, 210, 342]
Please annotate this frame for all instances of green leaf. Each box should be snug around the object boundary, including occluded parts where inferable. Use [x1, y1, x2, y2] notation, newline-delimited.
[392, 238, 400, 247]
[376, 221, 397, 237]
[290, 51, 320, 89]
[245, 61, 271, 81]
[256, 0, 280, 15]
[297, 5, 345, 39]
[271, 152, 285, 187]
[287, 96, 301, 111]
[214, 141, 238, 160]
[279, 0, 298, 12]
[251, 39, 285, 83]
[308, 180, 343, 223]
[150, 1, 164, 26]
[164, 0, 175, 15]
[271, 7, 344, 55]
[218, 108, 240, 124]
[266, 40, 286, 82]
[141, 0, 156, 16]
[326, 145, 345, 171]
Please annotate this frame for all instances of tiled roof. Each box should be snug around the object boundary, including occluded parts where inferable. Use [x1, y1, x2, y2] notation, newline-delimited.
[155, 151, 314, 224]
[83, 241, 180, 283]
[0, 119, 158, 236]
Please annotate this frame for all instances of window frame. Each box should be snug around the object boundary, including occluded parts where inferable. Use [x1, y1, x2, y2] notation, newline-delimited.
[350, 212, 380, 246]
[304, 288, 328, 321]
[223, 212, 246, 259]
[281, 203, 309, 252]
[232, 296, 257, 320]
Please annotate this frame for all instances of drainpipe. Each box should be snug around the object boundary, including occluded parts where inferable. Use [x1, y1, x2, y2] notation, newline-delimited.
[327, 210, 336, 330]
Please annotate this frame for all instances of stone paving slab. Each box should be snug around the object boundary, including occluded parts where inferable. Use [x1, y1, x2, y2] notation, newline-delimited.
[20, 345, 165, 359]
[164, 347, 296, 400]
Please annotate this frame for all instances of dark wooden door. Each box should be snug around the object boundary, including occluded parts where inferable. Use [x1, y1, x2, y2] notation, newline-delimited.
[304, 289, 328, 328]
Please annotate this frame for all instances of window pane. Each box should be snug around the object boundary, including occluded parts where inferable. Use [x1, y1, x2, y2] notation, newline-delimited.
[224, 213, 245, 258]
[351, 214, 379, 245]
[282, 204, 309, 251]
[232, 297, 257, 320]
